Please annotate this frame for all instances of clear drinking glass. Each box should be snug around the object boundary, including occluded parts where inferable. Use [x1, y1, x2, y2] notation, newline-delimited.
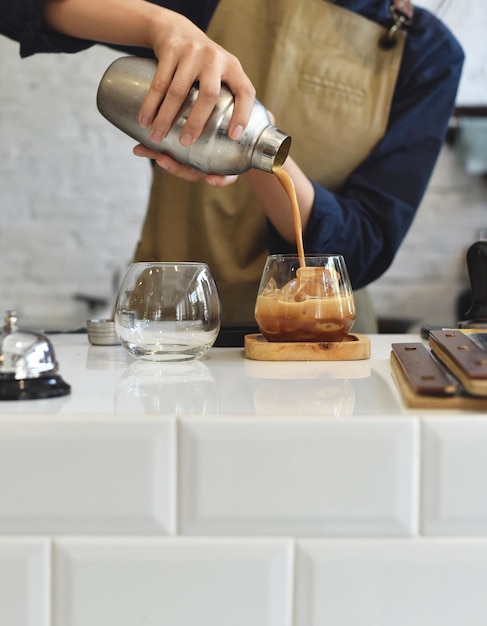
[254, 254, 355, 342]
[114, 262, 221, 361]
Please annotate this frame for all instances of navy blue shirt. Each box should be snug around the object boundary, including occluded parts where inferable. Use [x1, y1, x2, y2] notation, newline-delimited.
[0, 0, 464, 289]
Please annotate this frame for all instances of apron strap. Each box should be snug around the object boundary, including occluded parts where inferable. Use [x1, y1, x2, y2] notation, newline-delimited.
[381, 0, 414, 49]
[392, 0, 414, 21]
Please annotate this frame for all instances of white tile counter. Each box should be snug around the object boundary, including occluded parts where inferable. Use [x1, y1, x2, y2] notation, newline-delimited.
[2, 333, 487, 626]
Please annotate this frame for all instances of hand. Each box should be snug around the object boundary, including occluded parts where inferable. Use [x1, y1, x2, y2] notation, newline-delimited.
[133, 144, 239, 187]
[43, 1, 256, 147]
[139, 10, 255, 148]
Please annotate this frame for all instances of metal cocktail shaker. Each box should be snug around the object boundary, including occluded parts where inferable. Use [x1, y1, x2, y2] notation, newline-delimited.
[96, 56, 291, 175]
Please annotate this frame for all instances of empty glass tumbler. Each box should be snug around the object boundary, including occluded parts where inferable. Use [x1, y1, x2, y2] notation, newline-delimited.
[114, 262, 221, 361]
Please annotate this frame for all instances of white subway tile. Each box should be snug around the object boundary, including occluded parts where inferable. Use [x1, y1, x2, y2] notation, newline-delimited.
[0, 538, 50, 626]
[0, 419, 176, 534]
[54, 538, 293, 626]
[179, 418, 418, 536]
[422, 417, 487, 535]
[295, 538, 487, 626]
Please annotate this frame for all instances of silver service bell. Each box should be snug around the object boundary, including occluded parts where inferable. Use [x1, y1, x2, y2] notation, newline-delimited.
[0, 310, 71, 400]
[96, 56, 291, 175]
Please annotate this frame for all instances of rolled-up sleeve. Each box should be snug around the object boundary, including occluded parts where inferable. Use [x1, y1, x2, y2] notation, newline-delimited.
[0, 0, 94, 56]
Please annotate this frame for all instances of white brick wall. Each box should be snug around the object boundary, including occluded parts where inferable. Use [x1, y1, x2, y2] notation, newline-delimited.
[0, 2, 486, 331]
[0, 39, 150, 329]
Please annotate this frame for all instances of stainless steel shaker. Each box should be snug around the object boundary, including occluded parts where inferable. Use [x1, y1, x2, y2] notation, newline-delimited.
[96, 56, 291, 175]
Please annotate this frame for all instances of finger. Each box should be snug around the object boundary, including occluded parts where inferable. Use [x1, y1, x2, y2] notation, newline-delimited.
[206, 173, 239, 187]
[154, 155, 206, 182]
[138, 61, 177, 138]
[133, 144, 161, 159]
[177, 71, 222, 145]
[155, 48, 222, 146]
[151, 78, 202, 144]
[223, 61, 256, 140]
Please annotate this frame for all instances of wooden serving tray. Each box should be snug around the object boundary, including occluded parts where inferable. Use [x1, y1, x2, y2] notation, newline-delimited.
[390, 342, 487, 410]
[429, 330, 487, 397]
[244, 333, 371, 361]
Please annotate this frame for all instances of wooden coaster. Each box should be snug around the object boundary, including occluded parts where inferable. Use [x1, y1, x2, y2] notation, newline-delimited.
[244, 333, 370, 361]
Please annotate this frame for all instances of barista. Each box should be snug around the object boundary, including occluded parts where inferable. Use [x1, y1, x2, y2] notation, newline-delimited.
[1, 0, 464, 332]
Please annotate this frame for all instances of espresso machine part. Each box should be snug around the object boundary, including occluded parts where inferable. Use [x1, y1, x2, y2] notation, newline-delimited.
[458, 240, 487, 330]
[0, 310, 71, 400]
[96, 56, 291, 175]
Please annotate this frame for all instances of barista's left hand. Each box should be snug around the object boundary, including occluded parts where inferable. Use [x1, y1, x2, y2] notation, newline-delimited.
[133, 143, 238, 187]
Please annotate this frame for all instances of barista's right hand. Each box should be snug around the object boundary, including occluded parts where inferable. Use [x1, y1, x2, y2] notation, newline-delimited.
[139, 9, 256, 148]
[42, 0, 255, 146]
[133, 144, 239, 188]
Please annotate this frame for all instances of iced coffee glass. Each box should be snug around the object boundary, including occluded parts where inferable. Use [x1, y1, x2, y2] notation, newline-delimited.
[254, 254, 355, 342]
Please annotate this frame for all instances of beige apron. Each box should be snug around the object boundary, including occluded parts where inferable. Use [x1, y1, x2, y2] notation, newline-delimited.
[134, 0, 406, 331]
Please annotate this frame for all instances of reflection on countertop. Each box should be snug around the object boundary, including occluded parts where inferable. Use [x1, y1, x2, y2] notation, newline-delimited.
[0, 333, 417, 417]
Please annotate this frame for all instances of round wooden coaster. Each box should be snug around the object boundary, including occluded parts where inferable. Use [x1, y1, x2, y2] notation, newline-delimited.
[244, 333, 371, 361]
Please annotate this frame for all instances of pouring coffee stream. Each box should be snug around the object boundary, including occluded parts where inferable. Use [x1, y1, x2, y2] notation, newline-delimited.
[271, 165, 306, 269]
